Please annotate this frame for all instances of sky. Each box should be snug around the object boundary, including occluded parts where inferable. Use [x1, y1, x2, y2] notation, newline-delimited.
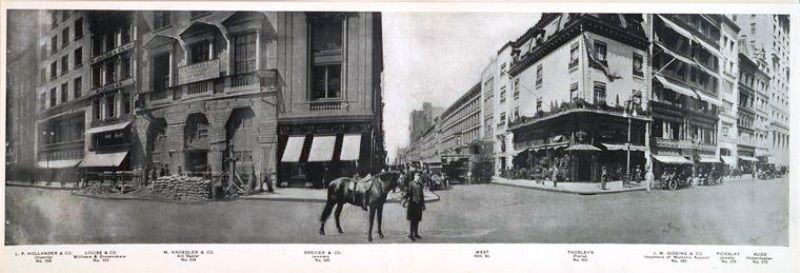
[382, 12, 542, 162]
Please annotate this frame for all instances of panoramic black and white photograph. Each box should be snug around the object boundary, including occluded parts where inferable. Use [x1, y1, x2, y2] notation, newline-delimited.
[4, 10, 790, 247]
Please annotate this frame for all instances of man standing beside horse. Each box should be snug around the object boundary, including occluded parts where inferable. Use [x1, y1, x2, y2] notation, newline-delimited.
[406, 172, 426, 241]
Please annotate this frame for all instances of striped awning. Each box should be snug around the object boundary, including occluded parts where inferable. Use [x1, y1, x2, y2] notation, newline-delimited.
[281, 136, 305, 163]
[79, 151, 129, 168]
[340, 134, 362, 161]
[307, 135, 336, 162]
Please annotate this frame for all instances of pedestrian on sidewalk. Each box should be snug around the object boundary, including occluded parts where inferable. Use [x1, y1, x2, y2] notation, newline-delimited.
[406, 172, 425, 241]
[551, 164, 559, 188]
[601, 165, 608, 190]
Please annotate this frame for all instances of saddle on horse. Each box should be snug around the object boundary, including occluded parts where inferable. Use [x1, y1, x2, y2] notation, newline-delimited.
[349, 174, 373, 211]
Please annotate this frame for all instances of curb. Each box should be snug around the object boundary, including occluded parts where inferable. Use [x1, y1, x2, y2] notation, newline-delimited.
[491, 181, 647, 195]
[6, 183, 79, 191]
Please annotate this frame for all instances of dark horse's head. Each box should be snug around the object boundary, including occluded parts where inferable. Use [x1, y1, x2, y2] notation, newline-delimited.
[374, 171, 403, 192]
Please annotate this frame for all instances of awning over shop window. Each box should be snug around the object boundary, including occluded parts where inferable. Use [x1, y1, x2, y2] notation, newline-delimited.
[601, 143, 648, 152]
[721, 156, 737, 165]
[565, 144, 601, 152]
[79, 150, 129, 168]
[738, 156, 759, 162]
[307, 135, 336, 162]
[657, 15, 722, 58]
[85, 121, 131, 135]
[693, 90, 722, 107]
[281, 136, 305, 163]
[37, 159, 82, 169]
[657, 15, 695, 41]
[652, 154, 693, 165]
[698, 156, 722, 163]
[654, 75, 696, 98]
[339, 134, 362, 161]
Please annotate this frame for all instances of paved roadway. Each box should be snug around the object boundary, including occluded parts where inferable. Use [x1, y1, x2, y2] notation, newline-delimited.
[5, 177, 788, 245]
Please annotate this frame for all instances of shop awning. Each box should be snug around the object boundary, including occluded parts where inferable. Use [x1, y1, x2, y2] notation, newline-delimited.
[565, 144, 601, 152]
[652, 154, 693, 165]
[738, 156, 759, 162]
[601, 143, 648, 152]
[698, 156, 722, 163]
[721, 156, 737, 165]
[37, 159, 82, 169]
[307, 135, 336, 162]
[693, 90, 722, 106]
[691, 34, 723, 59]
[85, 121, 131, 135]
[657, 15, 722, 58]
[339, 134, 362, 161]
[654, 41, 695, 66]
[654, 75, 697, 98]
[657, 15, 695, 41]
[79, 150, 129, 168]
[280, 136, 305, 163]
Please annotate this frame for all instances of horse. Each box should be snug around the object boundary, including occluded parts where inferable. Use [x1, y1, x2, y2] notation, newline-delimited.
[319, 171, 403, 241]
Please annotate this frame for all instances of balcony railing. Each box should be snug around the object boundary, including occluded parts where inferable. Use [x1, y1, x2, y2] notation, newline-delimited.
[230, 73, 258, 88]
[310, 101, 344, 111]
[187, 80, 213, 95]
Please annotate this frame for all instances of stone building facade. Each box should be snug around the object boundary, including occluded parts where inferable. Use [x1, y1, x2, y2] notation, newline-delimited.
[135, 11, 281, 185]
[275, 12, 385, 188]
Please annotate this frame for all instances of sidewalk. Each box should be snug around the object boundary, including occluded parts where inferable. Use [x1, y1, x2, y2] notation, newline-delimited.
[241, 187, 441, 203]
[492, 176, 647, 195]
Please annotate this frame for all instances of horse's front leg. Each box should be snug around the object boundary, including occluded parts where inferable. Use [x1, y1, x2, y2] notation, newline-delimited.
[367, 206, 376, 242]
[334, 202, 345, 234]
[377, 205, 384, 239]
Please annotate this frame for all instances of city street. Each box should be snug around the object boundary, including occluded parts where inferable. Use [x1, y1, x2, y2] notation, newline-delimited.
[5, 177, 788, 245]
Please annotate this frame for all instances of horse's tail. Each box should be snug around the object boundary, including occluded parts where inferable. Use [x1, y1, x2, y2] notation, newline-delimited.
[320, 178, 342, 223]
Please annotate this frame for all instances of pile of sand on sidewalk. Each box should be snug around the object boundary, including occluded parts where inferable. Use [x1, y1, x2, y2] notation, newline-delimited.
[148, 175, 211, 201]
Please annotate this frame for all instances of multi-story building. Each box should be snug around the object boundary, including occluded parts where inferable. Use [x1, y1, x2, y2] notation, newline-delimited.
[733, 14, 790, 169]
[417, 118, 440, 165]
[79, 11, 141, 173]
[134, 11, 280, 186]
[504, 13, 649, 182]
[438, 83, 488, 182]
[6, 10, 40, 171]
[483, 42, 515, 174]
[736, 38, 770, 174]
[717, 15, 740, 169]
[409, 102, 443, 142]
[649, 14, 723, 176]
[35, 10, 92, 181]
[276, 12, 385, 188]
[439, 83, 483, 157]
